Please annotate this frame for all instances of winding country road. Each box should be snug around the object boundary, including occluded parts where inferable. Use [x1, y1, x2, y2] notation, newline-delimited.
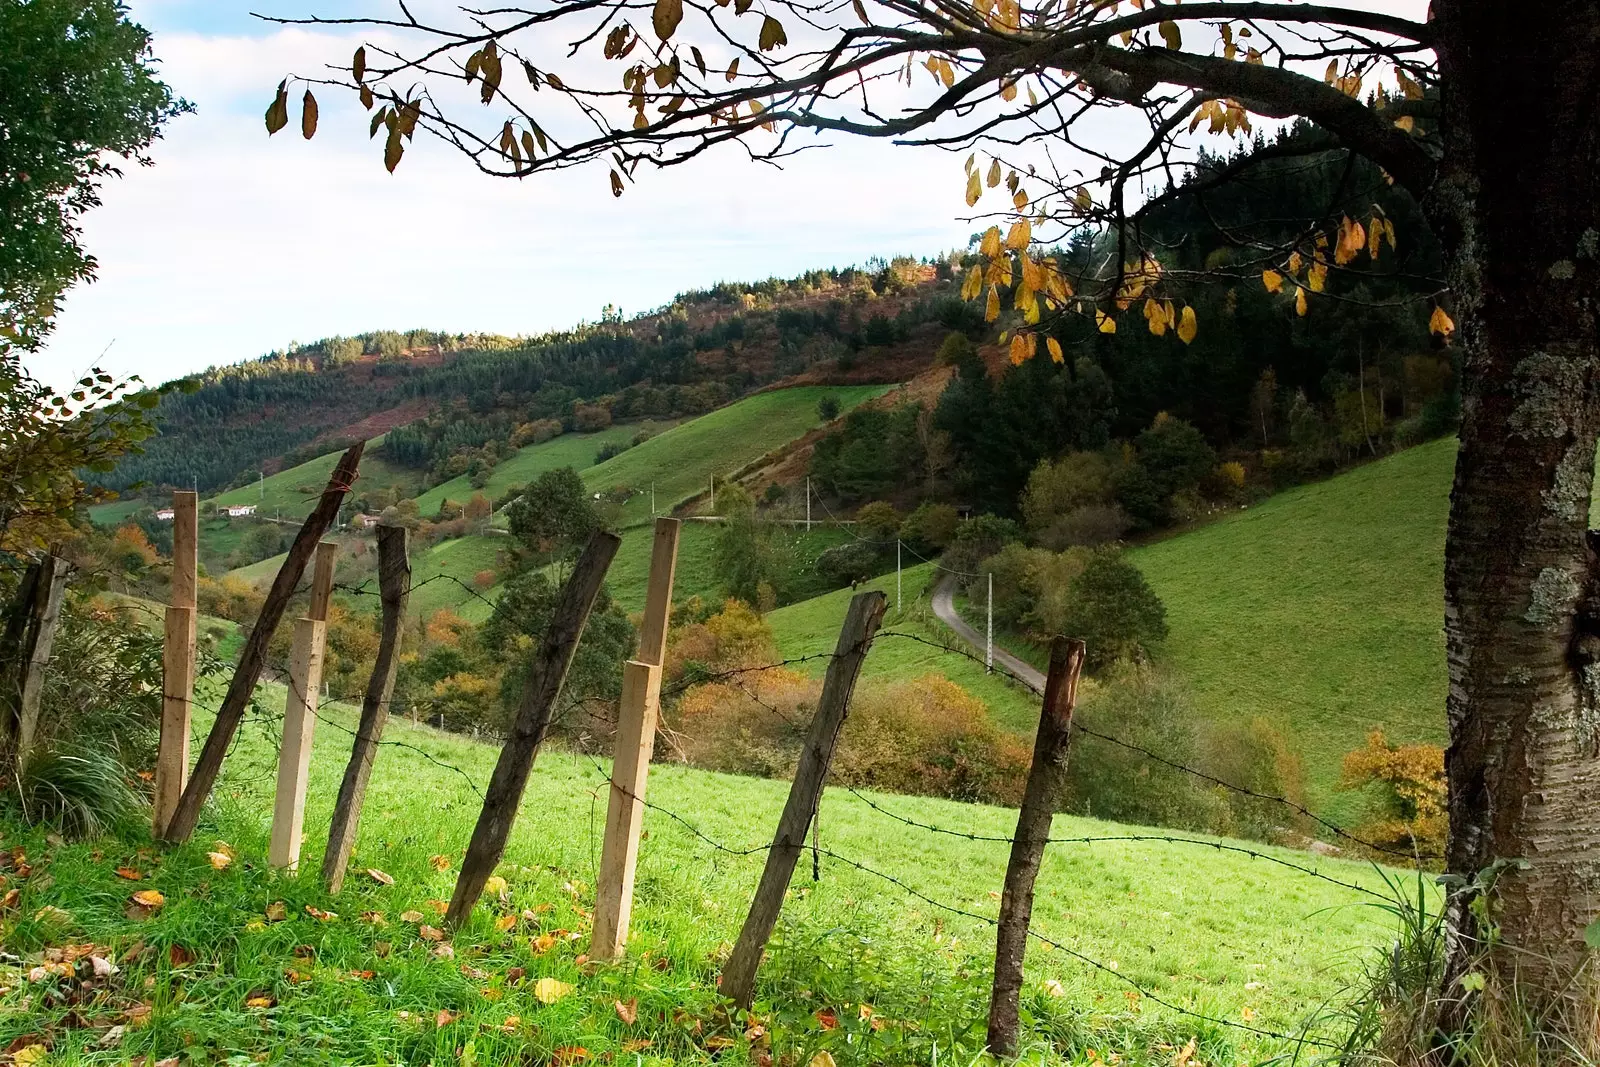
[930, 573, 1045, 694]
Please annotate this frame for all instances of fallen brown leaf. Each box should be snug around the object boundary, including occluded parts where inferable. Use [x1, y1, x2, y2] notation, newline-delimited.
[614, 998, 638, 1025]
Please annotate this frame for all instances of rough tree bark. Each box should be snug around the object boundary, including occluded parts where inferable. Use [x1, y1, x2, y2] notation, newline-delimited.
[1430, 0, 1600, 1005]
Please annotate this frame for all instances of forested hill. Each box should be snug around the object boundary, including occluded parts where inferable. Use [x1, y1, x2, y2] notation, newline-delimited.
[93, 257, 972, 497]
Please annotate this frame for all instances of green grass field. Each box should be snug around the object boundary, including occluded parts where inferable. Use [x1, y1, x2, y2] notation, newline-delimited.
[584, 386, 891, 528]
[209, 439, 423, 522]
[0, 677, 1404, 1065]
[1130, 438, 1456, 822]
[412, 422, 676, 519]
[408, 535, 509, 623]
[85, 497, 145, 526]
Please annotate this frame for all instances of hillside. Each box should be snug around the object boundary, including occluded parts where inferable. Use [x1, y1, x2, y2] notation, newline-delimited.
[1130, 438, 1455, 821]
[411, 421, 675, 518]
[0, 677, 1399, 1064]
[582, 385, 891, 527]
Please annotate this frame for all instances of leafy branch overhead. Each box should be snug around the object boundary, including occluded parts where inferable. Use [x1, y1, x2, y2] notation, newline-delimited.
[262, 0, 1448, 348]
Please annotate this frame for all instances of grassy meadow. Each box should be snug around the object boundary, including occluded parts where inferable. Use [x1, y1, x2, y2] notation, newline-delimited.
[209, 440, 423, 522]
[583, 386, 891, 528]
[1130, 439, 1456, 822]
[412, 422, 676, 519]
[0, 675, 1405, 1065]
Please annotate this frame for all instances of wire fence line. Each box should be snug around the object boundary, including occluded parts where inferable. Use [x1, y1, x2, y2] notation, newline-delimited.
[70, 554, 1406, 1054]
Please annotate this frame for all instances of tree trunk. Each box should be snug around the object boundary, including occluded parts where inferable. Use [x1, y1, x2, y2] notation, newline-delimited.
[1431, 0, 1600, 1009]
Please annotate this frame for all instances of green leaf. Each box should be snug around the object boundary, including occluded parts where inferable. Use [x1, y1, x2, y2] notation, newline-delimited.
[653, 0, 683, 40]
[1585, 918, 1600, 949]
[759, 15, 787, 50]
[265, 81, 289, 134]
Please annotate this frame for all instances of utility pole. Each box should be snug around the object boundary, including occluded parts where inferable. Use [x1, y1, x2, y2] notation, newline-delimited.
[709, 474, 714, 512]
[986, 572, 993, 674]
[651, 481, 655, 517]
[260, 470, 265, 500]
[806, 477, 811, 532]
[896, 540, 901, 616]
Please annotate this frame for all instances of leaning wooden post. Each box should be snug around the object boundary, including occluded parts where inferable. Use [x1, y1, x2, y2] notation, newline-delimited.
[269, 541, 337, 870]
[162, 442, 363, 844]
[445, 530, 622, 928]
[985, 637, 1086, 1057]
[154, 491, 198, 836]
[13, 555, 68, 765]
[591, 517, 680, 959]
[322, 524, 411, 893]
[720, 589, 887, 1008]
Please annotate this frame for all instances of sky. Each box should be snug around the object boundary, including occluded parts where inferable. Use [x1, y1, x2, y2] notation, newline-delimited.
[33, 0, 1426, 390]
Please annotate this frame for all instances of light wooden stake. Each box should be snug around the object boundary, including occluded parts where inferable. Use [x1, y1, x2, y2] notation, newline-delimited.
[153, 491, 197, 836]
[591, 517, 680, 959]
[269, 541, 336, 870]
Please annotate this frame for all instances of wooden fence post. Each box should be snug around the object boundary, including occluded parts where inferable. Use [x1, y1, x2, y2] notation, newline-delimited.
[445, 530, 622, 928]
[322, 525, 411, 893]
[154, 491, 197, 836]
[269, 541, 337, 870]
[720, 589, 887, 1008]
[591, 517, 679, 959]
[14, 555, 68, 765]
[162, 442, 363, 844]
[985, 637, 1086, 1057]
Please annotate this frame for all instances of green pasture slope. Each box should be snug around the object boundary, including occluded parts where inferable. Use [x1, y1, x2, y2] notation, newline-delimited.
[412, 421, 676, 518]
[210, 437, 422, 521]
[0, 677, 1401, 1064]
[1130, 437, 1456, 819]
[584, 385, 892, 527]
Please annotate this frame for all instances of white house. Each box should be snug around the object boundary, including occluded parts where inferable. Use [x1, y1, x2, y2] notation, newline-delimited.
[154, 508, 175, 521]
[224, 504, 258, 518]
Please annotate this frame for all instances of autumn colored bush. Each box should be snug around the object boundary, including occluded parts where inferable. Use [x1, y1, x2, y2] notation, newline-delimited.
[670, 672, 1029, 806]
[472, 569, 496, 590]
[664, 598, 777, 687]
[1340, 730, 1446, 856]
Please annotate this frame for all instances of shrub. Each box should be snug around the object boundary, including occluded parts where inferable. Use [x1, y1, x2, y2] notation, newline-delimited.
[1035, 504, 1131, 550]
[511, 418, 562, 447]
[672, 672, 1029, 805]
[1058, 550, 1168, 670]
[1022, 452, 1115, 533]
[595, 441, 627, 464]
[664, 598, 777, 687]
[817, 395, 841, 421]
[814, 541, 882, 588]
[942, 513, 1020, 575]
[1341, 730, 1446, 856]
[473, 569, 496, 590]
[899, 502, 959, 552]
[573, 402, 612, 432]
[854, 500, 900, 542]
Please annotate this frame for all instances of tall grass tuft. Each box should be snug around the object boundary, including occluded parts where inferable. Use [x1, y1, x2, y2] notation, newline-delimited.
[11, 745, 139, 840]
[1335, 866, 1600, 1067]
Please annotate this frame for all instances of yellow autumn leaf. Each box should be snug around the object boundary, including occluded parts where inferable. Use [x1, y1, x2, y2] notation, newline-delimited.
[400, 909, 425, 923]
[1158, 20, 1181, 48]
[484, 876, 508, 897]
[1004, 218, 1031, 250]
[961, 267, 983, 301]
[986, 158, 1001, 188]
[1262, 269, 1283, 294]
[985, 285, 1000, 323]
[979, 225, 1001, 258]
[1308, 262, 1327, 293]
[1013, 188, 1028, 210]
[131, 890, 165, 908]
[1295, 287, 1308, 317]
[1046, 337, 1064, 363]
[1096, 309, 1116, 334]
[367, 868, 395, 886]
[1042, 978, 1066, 997]
[13, 1046, 47, 1066]
[207, 852, 232, 870]
[809, 1052, 838, 1067]
[533, 977, 575, 1004]
[652, 0, 683, 39]
[965, 170, 981, 207]
[494, 913, 517, 932]
[1177, 305, 1198, 344]
[1429, 305, 1455, 336]
[1144, 297, 1166, 337]
[1009, 334, 1028, 365]
[758, 15, 787, 51]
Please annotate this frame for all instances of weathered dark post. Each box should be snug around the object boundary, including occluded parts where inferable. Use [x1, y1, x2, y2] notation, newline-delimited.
[12, 555, 68, 764]
[720, 589, 887, 1008]
[323, 524, 411, 893]
[161, 442, 364, 843]
[445, 530, 621, 927]
[985, 637, 1086, 1057]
